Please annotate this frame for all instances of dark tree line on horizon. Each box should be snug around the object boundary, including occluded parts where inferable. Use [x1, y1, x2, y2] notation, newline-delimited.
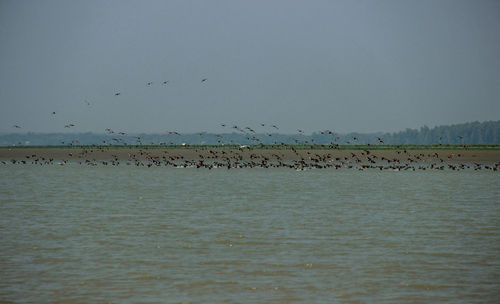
[373, 120, 499, 145]
[1, 120, 499, 146]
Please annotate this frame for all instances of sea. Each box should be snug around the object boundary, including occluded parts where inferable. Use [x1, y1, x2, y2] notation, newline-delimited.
[1, 165, 499, 303]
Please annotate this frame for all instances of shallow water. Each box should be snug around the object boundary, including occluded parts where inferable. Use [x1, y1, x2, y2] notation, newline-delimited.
[1, 165, 499, 303]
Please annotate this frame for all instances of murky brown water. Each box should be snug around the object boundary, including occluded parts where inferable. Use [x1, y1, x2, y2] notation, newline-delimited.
[1, 165, 499, 303]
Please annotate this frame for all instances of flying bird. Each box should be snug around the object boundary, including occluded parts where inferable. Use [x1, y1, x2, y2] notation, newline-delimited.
[13, 125, 21, 128]
[201, 78, 207, 82]
[114, 92, 121, 96]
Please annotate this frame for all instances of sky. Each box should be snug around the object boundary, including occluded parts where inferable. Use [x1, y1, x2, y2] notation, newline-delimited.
[0, 0, 499, 135]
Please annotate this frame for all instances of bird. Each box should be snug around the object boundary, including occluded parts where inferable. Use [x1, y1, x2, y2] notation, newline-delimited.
[147, 82, 153, 86]
[114, 92, 121, 96]
[272, 125, 279, 130]
[13, 125, 21, 128]
[84, 100, 91, 106]
[51, 111, 56, 115]
[201, 78, 207, 82]
[163, 80, 168, 85]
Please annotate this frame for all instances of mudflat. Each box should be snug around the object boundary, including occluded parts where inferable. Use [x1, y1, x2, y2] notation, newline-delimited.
[1, 147, 499, 165]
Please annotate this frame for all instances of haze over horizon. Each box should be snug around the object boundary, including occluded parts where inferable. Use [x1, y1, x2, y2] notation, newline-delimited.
[1, 0, 499, 135]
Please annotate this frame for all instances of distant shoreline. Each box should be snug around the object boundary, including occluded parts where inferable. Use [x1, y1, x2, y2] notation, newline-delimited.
[1, 144, 500, 150]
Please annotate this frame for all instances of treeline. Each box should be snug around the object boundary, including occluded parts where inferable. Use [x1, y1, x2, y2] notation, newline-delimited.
[1, 120, 498, 146]
[382, 120, 499, 145]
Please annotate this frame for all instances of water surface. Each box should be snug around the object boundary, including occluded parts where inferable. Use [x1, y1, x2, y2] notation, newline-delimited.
[1, 165, 499, 303]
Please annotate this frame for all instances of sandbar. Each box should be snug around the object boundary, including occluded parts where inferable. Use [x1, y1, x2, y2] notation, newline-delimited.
[1, 147, 499, 167]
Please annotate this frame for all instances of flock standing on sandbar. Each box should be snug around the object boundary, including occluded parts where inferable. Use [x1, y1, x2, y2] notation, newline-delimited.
[2, 146, 499, 171]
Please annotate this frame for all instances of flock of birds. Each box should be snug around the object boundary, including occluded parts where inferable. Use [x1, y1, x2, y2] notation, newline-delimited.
[6, 77, 498, 171]
[12, 78, 209, 132]
[2, 145, 499, 171]
[10, 75, 383, 147]
[10, 76, 467, 147]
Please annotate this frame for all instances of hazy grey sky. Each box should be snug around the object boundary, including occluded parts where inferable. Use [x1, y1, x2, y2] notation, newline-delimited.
[1, 0, 499, 134]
